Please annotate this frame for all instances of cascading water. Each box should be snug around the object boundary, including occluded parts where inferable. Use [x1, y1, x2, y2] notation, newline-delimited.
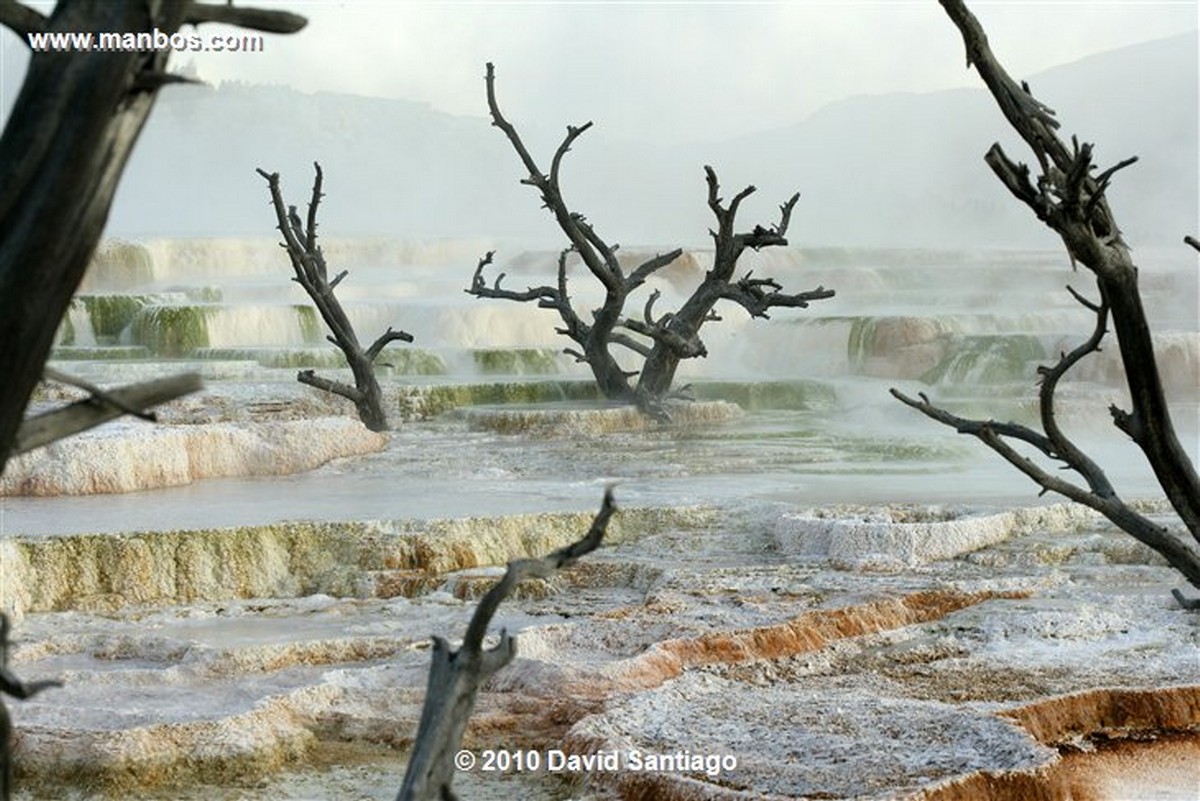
[9, 237, 1198, 801]
[19, 236, 1196, 532]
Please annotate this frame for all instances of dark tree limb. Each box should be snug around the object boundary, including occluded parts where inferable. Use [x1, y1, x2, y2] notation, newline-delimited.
[482, 64, 640, 402]
[892, 386, 1200, 589]
[2, 613, 62, 801]
[258, 164, 410, 431]
[900, 0, 1200, 593]
[0, 0, 45, 39]
[626, 248, 685, 292]
[1185, 235, 1200, 253]
[634, 167, 833, 401]
[296, 369, 363, 405]
[484, 64, 617, 292]
[14, 371, 202, 456]
[183, 2, 307, 33]
[42, 367, 159, 422]
[366, 328, 415, 363]
[396, 489, 618, 801]
[0, 0, 304, 477]
[1170, 589, 1200, 610]
[475, 65, 833, 412]
[716, 271, 834, 319]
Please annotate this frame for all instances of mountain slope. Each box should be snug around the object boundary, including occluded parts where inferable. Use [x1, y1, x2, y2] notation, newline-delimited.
[104, 33, 1197, 248]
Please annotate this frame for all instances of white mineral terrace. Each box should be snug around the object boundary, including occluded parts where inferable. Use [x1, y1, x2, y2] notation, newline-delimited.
[3, 395, 1198, 800]
[3, 241, 1196, 799]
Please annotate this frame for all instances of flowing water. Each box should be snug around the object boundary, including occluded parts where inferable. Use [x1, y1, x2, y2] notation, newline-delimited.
[10, 238, 1196, 536]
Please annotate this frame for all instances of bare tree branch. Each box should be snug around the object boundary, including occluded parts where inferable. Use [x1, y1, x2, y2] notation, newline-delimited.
[1185, 235, 1200, 253]
[365, 327, 415, 363]
[634, 166, 833, 400]
[42, 367, 158, 421]
[0, 1, 305, 477]
[184, 2, 307, 33]
[0, 0, 46, 40]
[397, 489, 617, 801]
[296, 369, 363, 404]
[903, 0, 1200, 594]
[626, 248, 684, 291]
[14, 372, 203, 456]
[484, 63, 618, 292]
[716, 272, 834, 319]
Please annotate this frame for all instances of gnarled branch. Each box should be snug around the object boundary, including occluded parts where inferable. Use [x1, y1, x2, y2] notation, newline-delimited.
[397, 489, 617, 801]
[717, 271, 835, 319]
[184, 2, 307, 33]
[903, 1, 1200, 593]
[478, 67, 833, 410]
[259, 163, 409, 431]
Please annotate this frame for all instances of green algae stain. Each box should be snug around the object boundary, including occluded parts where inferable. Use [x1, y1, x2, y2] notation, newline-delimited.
[472, 348, 562, 375]
[129, 305, 216, 357]
[922, 335, 1047, 385]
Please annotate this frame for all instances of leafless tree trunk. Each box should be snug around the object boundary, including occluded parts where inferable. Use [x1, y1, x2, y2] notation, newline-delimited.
[0, 0, 304, 476]
[0, 4, 304, 793]
[893, 0, 1200, 591]
[468, 63, 833, 417]
[258, 164, 413, 432]
[397, 489, 617, 801]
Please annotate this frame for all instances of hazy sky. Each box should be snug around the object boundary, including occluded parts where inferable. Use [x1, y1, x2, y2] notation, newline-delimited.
[2, 1, 1197, 141]
[186, 1, 1197, 140]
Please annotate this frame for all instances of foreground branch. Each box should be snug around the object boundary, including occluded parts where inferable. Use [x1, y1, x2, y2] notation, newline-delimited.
[0, 0, 45, 39]
[0, 1, 305, 476]
[899, 1, 1200, 595]
[397, 488, 617, 801]
[13, 371, 202, 456]
[184, 2, 306, 33]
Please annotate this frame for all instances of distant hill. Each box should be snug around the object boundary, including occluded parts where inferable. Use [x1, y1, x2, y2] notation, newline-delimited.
[102, 33, 1196, 248]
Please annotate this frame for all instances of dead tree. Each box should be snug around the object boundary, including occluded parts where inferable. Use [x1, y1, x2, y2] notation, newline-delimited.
[1, 613, 62, 801]
[467, 63, 834, 417]
[0, 5, 302, 795]
[0, 1, 305, 476]
[893, 0, 1200, 591]
[258, 164, 412, 432]
[397, 488, 617, 801]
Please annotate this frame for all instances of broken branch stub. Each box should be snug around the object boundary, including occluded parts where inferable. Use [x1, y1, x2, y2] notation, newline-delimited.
[1, 613, 62, 801]
[396, 488, 618, 801]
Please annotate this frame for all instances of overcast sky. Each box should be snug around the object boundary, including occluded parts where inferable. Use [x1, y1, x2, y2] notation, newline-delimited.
[2, 1, 1197, 142]
[182, 1, 1198, 141]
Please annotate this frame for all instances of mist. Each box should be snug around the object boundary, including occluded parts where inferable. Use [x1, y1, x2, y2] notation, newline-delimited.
[0, 6, 1195, 248]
